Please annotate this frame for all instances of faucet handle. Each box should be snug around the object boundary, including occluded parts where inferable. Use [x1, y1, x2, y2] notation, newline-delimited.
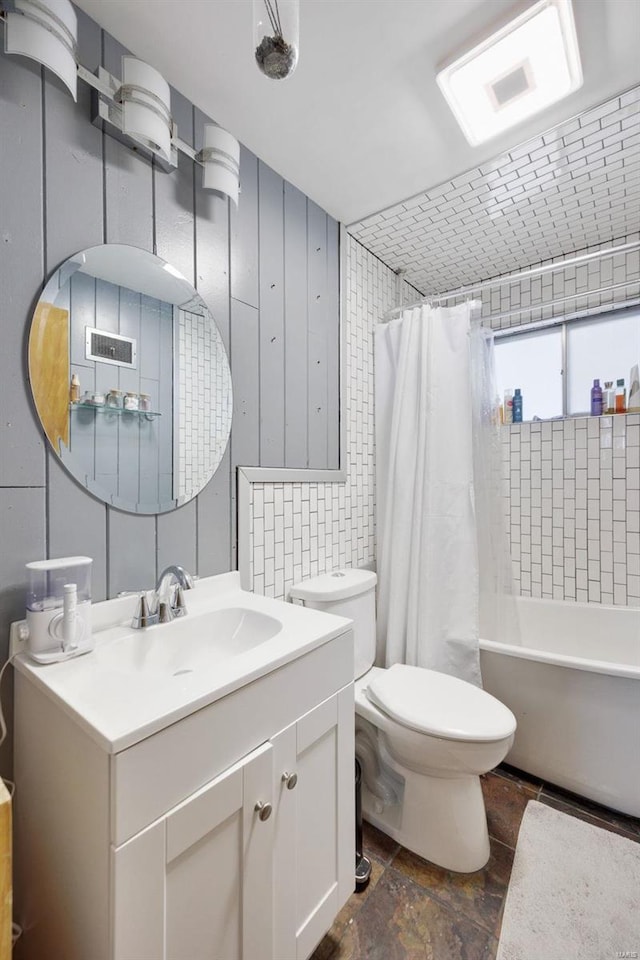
[173, 585, 188, 618]
[132, 593, 159, 629]
[158, 599, 174, 624]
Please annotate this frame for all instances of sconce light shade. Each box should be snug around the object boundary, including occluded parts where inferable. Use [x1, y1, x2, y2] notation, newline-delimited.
[5, 0, 78, 100]
[200, 125, 240, 205]
[119, 56, 172, 164]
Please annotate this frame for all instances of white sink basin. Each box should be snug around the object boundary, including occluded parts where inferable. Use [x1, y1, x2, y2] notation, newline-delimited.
[12, 572, 352, 752]
[93, 607, 282, 677]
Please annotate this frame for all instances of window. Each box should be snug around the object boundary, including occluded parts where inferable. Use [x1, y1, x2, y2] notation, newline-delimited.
[494, 327, 562, 421]
[495, 305, 640, 421]
[567, 311, 640, 415]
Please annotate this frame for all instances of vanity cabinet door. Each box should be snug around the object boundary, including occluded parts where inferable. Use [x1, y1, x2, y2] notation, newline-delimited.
[112, 741, 274, 960]
[273, 684, 355, 960]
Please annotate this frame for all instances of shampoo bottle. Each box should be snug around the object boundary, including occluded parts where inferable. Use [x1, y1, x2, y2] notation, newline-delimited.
[513, 388, 523, 423]
[590, 379, 603, 416]
[628, 365, 640, 413]
[604, 381, 614, 415]
[615, 379, 626, 414]
[70, 373, 80, 404]
[503, 389, 513, 425]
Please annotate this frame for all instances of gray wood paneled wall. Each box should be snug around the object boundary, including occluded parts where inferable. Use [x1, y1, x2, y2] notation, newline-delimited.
[64, 275, 174, 508]
[0, 9, 340, 775]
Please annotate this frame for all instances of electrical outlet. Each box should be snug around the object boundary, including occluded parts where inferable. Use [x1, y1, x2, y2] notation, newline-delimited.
[9, 622, 29, 660]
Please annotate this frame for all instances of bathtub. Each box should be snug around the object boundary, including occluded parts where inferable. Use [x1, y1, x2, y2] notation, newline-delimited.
[479, 597, 640, 817]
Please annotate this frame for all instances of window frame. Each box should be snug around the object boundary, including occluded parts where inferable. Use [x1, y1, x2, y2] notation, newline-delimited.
[494, 303, 640, 420]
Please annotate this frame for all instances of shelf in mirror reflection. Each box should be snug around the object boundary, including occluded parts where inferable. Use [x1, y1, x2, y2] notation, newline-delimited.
[70, 403, 161, 418]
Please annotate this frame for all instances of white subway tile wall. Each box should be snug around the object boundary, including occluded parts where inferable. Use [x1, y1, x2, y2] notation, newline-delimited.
[247, 236, 416, 599]
[247, 231, 639, 606]
[504, 415, 640, 607]
[349, 86, 640, 297]
[470, 231, 640, 331]
[178, 309, 231, 501]
[244, 87, 640, 607]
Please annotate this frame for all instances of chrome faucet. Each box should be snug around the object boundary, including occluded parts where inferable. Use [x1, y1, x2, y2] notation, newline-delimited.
[131, 565, 195, 629]
[155, 565, 195, 623]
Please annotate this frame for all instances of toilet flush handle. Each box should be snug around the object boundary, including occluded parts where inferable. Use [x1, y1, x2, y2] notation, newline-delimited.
[282, 771, 298, 790]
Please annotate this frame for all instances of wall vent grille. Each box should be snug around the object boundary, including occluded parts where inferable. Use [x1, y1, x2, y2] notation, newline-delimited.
[85, 327, 137, 368]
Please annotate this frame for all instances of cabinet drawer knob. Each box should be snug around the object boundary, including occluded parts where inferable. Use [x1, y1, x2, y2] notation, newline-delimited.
[282, 771, 298, 790]
[254, 800, 272, 821]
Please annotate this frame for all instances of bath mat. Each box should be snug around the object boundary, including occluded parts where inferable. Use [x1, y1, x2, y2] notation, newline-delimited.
[496, 800, 640, 960]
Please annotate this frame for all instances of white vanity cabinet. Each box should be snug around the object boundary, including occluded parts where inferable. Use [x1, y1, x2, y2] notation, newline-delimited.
[112, 741, 275, 960]
[272, 689, 354, 960]
[14, 627, 355, 960]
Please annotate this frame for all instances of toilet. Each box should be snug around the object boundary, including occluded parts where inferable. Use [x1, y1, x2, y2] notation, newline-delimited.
[289, 569, 516, 873]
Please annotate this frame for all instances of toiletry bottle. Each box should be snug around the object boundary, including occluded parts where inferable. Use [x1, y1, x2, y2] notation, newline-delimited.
[513, 388, 523, 423]
[590, 379, 603, 416]
[69, 373, 80, 403]
[604, 381, 614, 415]
[615, 379, 626, 413]
[503, 389, 513, 424]
[628, 365, 640, 413]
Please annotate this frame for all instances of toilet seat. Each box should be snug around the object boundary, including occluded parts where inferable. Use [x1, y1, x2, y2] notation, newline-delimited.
[366, 664, 516, 743]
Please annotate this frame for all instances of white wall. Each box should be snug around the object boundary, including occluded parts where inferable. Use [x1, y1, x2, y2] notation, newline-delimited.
[503, 416, 639, 606]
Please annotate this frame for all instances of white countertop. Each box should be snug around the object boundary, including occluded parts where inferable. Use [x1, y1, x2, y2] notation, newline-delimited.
[12, 573, 352, 753]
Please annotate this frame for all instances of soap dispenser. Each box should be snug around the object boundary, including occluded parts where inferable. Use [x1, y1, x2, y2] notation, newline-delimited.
[25, 556, 93, 663]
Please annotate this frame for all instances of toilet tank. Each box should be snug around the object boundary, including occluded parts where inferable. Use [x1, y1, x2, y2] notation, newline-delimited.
[289, 569, 377, 680]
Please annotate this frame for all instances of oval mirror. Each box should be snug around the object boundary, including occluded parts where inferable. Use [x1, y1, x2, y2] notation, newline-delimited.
[28, 244, 232, 514]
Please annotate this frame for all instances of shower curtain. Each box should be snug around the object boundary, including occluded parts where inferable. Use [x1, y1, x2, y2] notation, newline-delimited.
[375, 301, 510, 686]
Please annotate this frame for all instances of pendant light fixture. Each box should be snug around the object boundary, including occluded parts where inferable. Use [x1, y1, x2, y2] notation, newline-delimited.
[253, 0, 299, 80]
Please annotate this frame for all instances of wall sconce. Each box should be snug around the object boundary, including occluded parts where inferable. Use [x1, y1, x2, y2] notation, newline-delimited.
[1, 0, 241, 204]
[4, 0, 78, 100]
[119, 56, 172, 165]
[200, 125, 240, 205]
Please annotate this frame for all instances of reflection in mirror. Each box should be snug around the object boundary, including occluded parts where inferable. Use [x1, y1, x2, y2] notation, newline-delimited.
[29, 244, 232, 514]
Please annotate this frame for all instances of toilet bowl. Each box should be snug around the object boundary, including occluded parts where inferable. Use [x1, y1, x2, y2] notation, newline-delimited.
[290, 569, 516, 873]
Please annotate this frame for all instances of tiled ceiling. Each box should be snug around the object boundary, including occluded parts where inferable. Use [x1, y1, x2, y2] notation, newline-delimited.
[348, 86, 640, 296]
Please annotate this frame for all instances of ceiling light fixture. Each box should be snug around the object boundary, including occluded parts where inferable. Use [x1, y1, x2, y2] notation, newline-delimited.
[436, 0, 583, 146]
[253, 0, 299, 80]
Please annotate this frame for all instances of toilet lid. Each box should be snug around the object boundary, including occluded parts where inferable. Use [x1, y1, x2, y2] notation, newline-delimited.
[366, 664, 516, 742]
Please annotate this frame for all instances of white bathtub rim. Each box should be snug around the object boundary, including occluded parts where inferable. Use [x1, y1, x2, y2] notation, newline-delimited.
[479, 637, 640, 680]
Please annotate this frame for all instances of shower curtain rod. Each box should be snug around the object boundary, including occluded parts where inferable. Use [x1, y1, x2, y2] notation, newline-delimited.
[492, 290, 640, 337]
[382, 240, 640, 321]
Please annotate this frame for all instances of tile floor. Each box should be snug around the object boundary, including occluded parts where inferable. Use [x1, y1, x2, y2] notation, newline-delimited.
[311, 764, 640, 960]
